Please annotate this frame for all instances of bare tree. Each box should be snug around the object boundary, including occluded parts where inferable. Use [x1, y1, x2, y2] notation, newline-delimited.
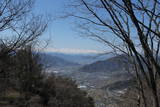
[0, 0, 48, 56]
[0, 0, 48, 96]
[66, 0, 160, 107]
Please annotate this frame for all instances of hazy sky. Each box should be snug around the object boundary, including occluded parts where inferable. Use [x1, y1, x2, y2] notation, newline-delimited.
[34, 0, 106, 54]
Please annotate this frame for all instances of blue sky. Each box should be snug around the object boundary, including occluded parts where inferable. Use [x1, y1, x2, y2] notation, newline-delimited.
[34, 0, 106, 54]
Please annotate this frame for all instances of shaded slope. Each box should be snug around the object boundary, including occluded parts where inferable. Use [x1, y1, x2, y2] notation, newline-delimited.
[79, 55, 132, 72]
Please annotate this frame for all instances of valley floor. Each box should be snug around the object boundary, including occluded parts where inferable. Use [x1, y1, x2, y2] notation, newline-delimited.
[48, 68, 132, 107]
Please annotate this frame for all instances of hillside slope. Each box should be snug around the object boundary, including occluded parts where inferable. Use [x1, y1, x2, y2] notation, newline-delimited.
[79, 55, 132, 72]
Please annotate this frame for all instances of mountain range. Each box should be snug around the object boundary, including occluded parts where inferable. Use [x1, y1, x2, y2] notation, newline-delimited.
[40, 53, 80, 68]
[45, 52, 114, 64]
[40, 52, 133, 73]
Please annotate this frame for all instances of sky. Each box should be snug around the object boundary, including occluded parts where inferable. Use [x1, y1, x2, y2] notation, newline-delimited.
[34, 0, 106, 54]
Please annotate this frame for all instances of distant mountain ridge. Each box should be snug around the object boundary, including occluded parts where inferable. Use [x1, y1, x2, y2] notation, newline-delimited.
[79, 55, 132, 72]
[45, 52, 114, 64]
[40, 54, 80, 68]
